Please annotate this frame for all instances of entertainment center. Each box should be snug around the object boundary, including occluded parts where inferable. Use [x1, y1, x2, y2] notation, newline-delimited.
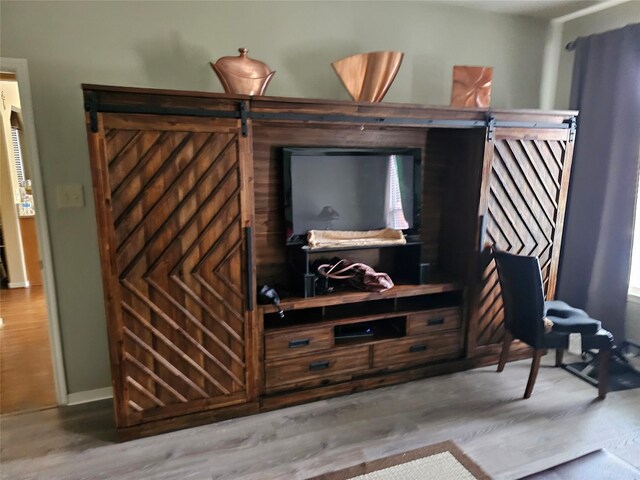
[83, 85, 576, 439]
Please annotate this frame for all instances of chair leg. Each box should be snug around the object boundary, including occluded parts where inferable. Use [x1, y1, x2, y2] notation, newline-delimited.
[555, 349, 564, 367]
[524, 350, 544, 399]
[497, 331, 513, 372]
[597, 349, 611, 399]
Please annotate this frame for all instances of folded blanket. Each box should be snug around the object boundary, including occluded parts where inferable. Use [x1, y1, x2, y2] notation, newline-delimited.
[307, 228, 406, 249]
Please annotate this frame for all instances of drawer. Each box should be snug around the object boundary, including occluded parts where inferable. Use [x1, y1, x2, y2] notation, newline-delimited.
[265, 345, 370, 390]
[407, 308, 462, 336]
[265, 325, 333, 360]
[372, 331, 462, 368]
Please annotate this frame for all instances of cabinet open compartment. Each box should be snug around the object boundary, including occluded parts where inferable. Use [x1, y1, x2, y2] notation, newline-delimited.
[334, 317, 406, 346]
[253, 125, 486, 298]
[287, 242, 424, 297]
[396, 290, 462, 311]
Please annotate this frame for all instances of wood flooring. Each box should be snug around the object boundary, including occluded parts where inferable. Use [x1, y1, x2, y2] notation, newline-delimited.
[1, 355, 639, 479]
[0, 286, 56, 414]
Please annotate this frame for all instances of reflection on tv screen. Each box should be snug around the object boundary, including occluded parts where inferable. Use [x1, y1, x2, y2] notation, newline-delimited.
[288, 153, 416, 239]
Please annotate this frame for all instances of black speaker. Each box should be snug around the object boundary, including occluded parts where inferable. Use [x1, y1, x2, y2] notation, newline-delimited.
[419, 262, 430, 284]
[303, 273, 316, 298]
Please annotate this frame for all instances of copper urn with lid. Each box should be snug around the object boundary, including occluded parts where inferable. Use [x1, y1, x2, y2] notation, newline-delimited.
[210, 48, 275, 96]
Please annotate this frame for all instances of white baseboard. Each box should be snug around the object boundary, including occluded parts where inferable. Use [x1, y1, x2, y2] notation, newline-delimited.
[66, 386, 113, 405]
[8, 281, 30, 288]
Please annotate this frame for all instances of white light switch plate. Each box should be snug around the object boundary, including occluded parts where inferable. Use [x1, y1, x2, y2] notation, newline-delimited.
[57, 185, 85, 208]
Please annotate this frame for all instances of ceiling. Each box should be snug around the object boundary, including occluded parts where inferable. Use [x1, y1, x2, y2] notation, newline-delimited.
[441, 0, 602, 19]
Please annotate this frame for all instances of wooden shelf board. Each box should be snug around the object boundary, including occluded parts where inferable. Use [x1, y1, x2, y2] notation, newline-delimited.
[260, 282, 463, 313]
[293, 241, 423, 254]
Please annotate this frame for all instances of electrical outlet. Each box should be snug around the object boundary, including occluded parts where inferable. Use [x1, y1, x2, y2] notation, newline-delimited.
[57, 185, 85, 208]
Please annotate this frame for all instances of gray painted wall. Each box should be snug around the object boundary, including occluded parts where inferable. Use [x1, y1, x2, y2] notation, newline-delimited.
[0, 1, 547, 394]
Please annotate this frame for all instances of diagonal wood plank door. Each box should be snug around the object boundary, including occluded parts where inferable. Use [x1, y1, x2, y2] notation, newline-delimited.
[89, 113, 255, 428]
[472, 128, 574, 354]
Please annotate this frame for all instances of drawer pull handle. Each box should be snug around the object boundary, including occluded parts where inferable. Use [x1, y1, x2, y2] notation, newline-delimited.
[309, 360, 330, 371]
[427, 317, 445, 326]
[410, 344, 428, 353]
[289, 338, 310, 348]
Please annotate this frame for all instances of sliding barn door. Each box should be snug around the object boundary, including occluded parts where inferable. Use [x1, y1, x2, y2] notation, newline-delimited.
[87, 112, 257, 430]
[471, 128, 575, 358]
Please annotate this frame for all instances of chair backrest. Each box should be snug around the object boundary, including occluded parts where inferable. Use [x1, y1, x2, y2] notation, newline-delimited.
[493, 250, 546, 347]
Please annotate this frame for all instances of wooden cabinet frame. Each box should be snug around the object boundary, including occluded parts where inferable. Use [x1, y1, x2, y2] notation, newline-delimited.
[83, 85, 577, 438]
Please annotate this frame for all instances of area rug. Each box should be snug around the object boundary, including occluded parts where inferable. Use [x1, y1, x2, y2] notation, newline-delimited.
[520, 448, 640, 479]
[306, 440, 491, 480]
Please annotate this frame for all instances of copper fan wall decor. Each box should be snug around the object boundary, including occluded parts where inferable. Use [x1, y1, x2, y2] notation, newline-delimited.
[331, 51, 404, 102]
[450, 66, 493, 108]
[210, 48, 275, 96]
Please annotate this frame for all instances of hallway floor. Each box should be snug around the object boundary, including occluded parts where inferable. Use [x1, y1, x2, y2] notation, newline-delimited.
[0, 286, 56, 413]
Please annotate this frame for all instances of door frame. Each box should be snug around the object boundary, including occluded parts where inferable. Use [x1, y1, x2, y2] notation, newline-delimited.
[0, 57, 68, 405]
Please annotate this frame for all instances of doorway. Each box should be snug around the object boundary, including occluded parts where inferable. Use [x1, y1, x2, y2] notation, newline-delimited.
[0, 58, 66, 412]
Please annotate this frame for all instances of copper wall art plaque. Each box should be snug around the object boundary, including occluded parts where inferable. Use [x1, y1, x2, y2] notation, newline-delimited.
[210, 48, 275, 96]
[331, 51, 404, 102]
[450, 66, 493, 108]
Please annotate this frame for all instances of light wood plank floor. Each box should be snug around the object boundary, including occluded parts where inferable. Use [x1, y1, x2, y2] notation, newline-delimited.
[0, 286, 56, 414]
[1, 355, 639, 480]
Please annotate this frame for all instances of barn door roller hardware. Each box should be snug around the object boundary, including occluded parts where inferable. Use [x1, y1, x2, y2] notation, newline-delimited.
[83, 92, 248, 135]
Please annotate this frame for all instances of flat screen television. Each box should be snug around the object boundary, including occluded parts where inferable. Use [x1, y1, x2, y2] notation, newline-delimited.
[283, 147, 422, 244]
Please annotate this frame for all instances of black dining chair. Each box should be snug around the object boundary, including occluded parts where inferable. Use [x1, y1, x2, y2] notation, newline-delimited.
[493, 250, 614, 399]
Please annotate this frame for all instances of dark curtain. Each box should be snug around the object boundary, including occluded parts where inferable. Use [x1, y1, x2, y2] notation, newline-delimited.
[558, 24, 640, 340]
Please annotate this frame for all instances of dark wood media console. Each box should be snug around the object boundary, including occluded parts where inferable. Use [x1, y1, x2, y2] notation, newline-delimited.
[262, 286, 464, 393]
[82, 85, 577, 438]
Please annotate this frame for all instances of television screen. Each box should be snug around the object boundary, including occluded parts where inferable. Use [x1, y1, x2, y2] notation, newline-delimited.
[283, 148, 421, 244]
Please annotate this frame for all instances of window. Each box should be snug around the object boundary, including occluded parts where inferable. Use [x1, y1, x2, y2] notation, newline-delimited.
[10, 126, 25, 184]
[9, 110, 25, 185]
[630, 163, 640, 297]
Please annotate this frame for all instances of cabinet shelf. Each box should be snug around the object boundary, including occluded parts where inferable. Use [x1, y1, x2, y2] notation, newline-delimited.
[266, 308, 406, 332]
[260, 282, 463, 314]
[293, 240, 423, 254]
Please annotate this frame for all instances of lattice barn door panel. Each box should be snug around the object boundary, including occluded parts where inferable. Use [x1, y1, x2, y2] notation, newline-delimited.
[89, 113, 255, 428]
[473, 129, 574, 353]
